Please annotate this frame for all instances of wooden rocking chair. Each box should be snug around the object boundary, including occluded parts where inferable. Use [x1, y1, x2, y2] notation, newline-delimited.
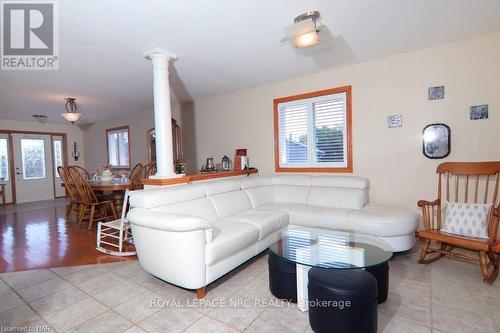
[96, 189, 135, 256]
[416, 161, 500, 283]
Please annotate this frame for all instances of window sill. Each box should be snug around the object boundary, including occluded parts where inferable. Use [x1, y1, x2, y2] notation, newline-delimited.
[275, 166, 353, 173]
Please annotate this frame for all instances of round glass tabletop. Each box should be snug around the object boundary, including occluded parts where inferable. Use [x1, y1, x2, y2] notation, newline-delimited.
[269, 227, 393, 269]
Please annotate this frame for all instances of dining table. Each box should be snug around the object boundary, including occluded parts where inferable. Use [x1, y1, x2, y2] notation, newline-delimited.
[88, 179, 131, 214]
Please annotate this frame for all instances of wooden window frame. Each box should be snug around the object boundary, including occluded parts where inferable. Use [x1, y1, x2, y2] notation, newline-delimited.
[273, 85, 353, 173]
[106, 125, 131, 170]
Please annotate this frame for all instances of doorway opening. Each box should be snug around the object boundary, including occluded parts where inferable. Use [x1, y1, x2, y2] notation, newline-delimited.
[0, 130, 68, 204]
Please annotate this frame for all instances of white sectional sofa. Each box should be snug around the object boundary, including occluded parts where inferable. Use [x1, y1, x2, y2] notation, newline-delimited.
[127, 175, 418, 296]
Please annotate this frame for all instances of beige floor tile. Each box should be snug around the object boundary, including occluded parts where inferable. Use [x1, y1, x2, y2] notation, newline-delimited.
[43, 297, 108, 332]
[380, 316, 431, 333]
[0, 303, 53, 330]
[108, 261, 151, 281]
[67, 309, 132, 333]
[0, 279, 12, 296]
[480, 282, 500, 298]
[18, 276, 72, 302]
[1, 269, 58, 290]
[390, 261, 432, 282]
[245, 305, 308, 333]
[137, 307, 203, 333]
[207, 298, 264, 331]
[62, 265, 110, 285]
[69, 272, 128, 296]
[93, 280, 148, 307]
[431, 284, 490, 315]
[49, 264, 90, 276]
[183, 316, 239, 333]
[432, 302, 497, 333]
[378, 292, 431, 327]
[124, 326, 148, 333]
[29, 286, 88, 316]
[0, 291, 24, 313]
[114, 291, 162, 324]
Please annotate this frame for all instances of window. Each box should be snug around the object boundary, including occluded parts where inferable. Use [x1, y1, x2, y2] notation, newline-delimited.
[106, 126, 130, 168]
[0, 138, 9, 181]
[21, 139, 46, 179]
[53, 139, 63, 177]
[274, 86, 352, 173]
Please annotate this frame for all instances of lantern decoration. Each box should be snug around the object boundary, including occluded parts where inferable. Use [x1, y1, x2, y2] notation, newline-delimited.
[221, 155, 231, 171]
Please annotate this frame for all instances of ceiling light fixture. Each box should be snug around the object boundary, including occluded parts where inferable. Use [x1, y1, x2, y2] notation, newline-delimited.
[283, 11, 323, 48]
[61, 97, 82, 124]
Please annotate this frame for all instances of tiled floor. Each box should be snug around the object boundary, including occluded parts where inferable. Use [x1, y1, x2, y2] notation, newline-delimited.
[0, 199, 136, 272]
[0, 247, 499, 333]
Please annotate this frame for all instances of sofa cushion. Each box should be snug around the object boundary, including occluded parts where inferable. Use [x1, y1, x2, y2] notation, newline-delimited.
[273, 185, 309, 204]
[244, 185, 275, 208]
[241, 176, 273, 189]
[227, 209, 289, 240]
[307, 187, 368, 210]
[130, 184, 206, 209]
[272, 175, 312, 186]
[309, 176, 369, 189]
[153, 197, 218, 223]
[260, 204, 353, 228]
[347, 204, 419, 237]
[208, 190, 252, 218]
[205, 221, 259, 265]
[193, 178, 242, 195]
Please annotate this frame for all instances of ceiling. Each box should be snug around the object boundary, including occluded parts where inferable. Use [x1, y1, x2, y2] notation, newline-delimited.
[1, 0, 500, 124]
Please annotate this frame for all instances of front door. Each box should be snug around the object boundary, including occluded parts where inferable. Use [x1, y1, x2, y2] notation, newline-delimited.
[12, 134, 54, 203]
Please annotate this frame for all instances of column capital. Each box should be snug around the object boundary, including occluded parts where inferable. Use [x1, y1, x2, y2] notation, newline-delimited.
[143, 49, 178, 63]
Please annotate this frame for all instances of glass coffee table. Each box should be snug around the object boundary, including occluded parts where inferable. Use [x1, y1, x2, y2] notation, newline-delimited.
[268, 227, 393, 311]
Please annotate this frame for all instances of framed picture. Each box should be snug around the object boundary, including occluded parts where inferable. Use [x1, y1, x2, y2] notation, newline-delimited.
[422, 123, 450, 159]
[469, 104, 488, 120]
[387, 115, 402, 128]
[428, 86, 444, 100]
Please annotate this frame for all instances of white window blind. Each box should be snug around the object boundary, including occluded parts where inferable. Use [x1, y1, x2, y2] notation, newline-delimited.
[278, 91, 348, 168]
[107, 128, 129, 168]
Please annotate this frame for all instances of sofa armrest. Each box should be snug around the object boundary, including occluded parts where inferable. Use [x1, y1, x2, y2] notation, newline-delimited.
[127, 208, 212, 232]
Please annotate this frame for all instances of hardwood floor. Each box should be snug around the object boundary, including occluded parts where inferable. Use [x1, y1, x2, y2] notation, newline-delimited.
[0, 199, 136, 272]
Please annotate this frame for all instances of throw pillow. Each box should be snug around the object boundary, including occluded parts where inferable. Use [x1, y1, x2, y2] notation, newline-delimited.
[441, 202, 492, 239]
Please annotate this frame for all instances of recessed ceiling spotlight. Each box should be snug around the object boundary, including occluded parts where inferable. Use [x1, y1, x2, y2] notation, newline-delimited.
[282, 11, 324, 48]
[32, 114, 48, 124]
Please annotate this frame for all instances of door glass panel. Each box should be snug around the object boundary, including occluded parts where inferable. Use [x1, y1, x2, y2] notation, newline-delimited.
[21, 139, 46, 180]
[53, 139, 63, 177]
[0, 138, 9, 181]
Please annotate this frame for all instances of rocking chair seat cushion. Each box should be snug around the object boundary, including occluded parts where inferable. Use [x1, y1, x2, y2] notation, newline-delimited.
[442, 202, 492, 239]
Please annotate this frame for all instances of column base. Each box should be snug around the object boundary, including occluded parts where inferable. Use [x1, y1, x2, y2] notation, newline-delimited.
[149, 173, 184, 179]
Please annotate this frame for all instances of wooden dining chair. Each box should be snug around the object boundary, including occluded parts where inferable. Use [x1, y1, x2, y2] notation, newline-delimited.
[68, 165, 90, 180]
[129, 163, 143, 190]
[142, 162, 156, 178]
[416, 161, 500, 283]
[69, 168, 117, 230]
[58, 166, 81, 222]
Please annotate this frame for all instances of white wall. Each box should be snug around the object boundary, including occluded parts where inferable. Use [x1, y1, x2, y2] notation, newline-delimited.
[83, 105, 181, 172]
[189, 32, 500, 211]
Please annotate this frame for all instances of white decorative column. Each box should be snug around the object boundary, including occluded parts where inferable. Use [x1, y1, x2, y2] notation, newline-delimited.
[144, 49, 178, 178]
